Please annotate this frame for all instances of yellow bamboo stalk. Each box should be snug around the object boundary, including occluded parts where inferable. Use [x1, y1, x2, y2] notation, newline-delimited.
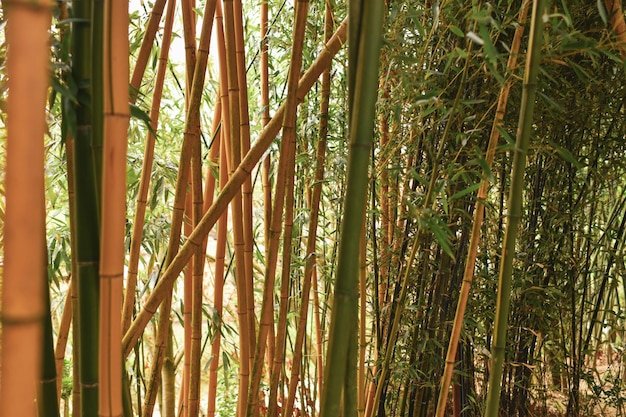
[221, 0, 252, 413]
[1, 2, 51, 417]
[123, 19, 348, 356]
[130, 0, 168, 98]
[207, 137, 228, 417]
[434, 2, 530, 415]
[233, 0, 257, 365]
[604, 0, 626, 58]
[123, 0, 176, 334]
[98, 0, 129, 414]
[55, 280, 73, 400]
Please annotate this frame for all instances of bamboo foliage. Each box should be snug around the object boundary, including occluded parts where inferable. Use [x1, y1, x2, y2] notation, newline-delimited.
[1, 2, 51, 417]
[6, 1, 626, 416]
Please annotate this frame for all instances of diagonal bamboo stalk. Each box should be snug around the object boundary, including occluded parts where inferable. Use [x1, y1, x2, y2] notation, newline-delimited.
[129, 0, 168, 99]
[123, 0, 176, 335]
[123, 19, 348, 356]
[434, 1, 531, 415]
[206, 134, 228, 417]
[484, 0, 545, 415]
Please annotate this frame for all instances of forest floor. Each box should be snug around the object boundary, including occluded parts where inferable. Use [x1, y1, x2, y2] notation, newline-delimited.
[531, 352, 626, 417]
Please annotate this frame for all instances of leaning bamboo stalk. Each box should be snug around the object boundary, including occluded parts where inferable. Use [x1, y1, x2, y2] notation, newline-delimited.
[123, 0, 176, 335]
[251, 1, 311, 413]
[207, 138, 229, 417]
[129, 0, 168, 98]
[55, 279, 73, 400]
[484, 0, 545, 415]
[123, 19, 348, 355]
[221, 0, 252, 414]
[233, 0, 257, 363]
[98, 0, 129, 414]
[1, 2, 50, 417]
[281, 66, 329, 416]
[320, 1, 384, 415]
[434, 2, 531, 415]
[187, 6, 218, 417]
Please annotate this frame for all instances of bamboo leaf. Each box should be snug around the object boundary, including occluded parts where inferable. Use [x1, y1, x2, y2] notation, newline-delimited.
[449, 182, 481, 201]
[597, 0, 608, 25]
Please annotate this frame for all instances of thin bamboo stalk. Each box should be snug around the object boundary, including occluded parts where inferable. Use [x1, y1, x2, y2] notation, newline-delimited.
[129, 0, 168, 98]
[41, 256, 62, 417]
[484, 0, 545, 415]
[142, 296, 173, 417]
[358, 218, 367, 417]
[233, 0, 257, 364]
[221, 0, 252, 413]
[55, 280, 73, 401]
[1, 3, 50, 417]
[252, 1, 311, 412]
[123, 19, 348, 355]
[207, 137, 229, 417]
[123, 0, 176, 334]
[312, 3, 334, 402]
[434, 1, 531, 415]
[320, 0, 383, 414]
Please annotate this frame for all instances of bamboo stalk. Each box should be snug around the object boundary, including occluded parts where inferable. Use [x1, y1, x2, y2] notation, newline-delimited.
[319, 0, 383, 414]
[41, 252, 62, 417]
[1, 2, 51, 417]
[434, 1, 531, 415]
[254, 1, 311, 414]
[55, 280, 73, 401]
[123, 19, 348, 355]
[98, 0, 130, 413]
[233, 0, 257, 364]
[484, 0, 545, 415]
[207, 136, 229, 417]
[129, 0, 168, 98]
[123, 0, 176, 334]
[221, 0, 252, 413]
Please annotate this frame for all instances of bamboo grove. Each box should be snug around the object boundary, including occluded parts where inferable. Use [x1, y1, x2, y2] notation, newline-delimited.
[2, 0, 626, 416]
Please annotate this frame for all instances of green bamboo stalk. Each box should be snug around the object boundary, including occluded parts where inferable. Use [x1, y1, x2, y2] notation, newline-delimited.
[484, 0, 545, 415]
[434, 2, 531, 414]
[71, 0, 102, 413]
[40, 263, 61, 417]
[91, 0, 104, 194]
[319, 1, 384, 416]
